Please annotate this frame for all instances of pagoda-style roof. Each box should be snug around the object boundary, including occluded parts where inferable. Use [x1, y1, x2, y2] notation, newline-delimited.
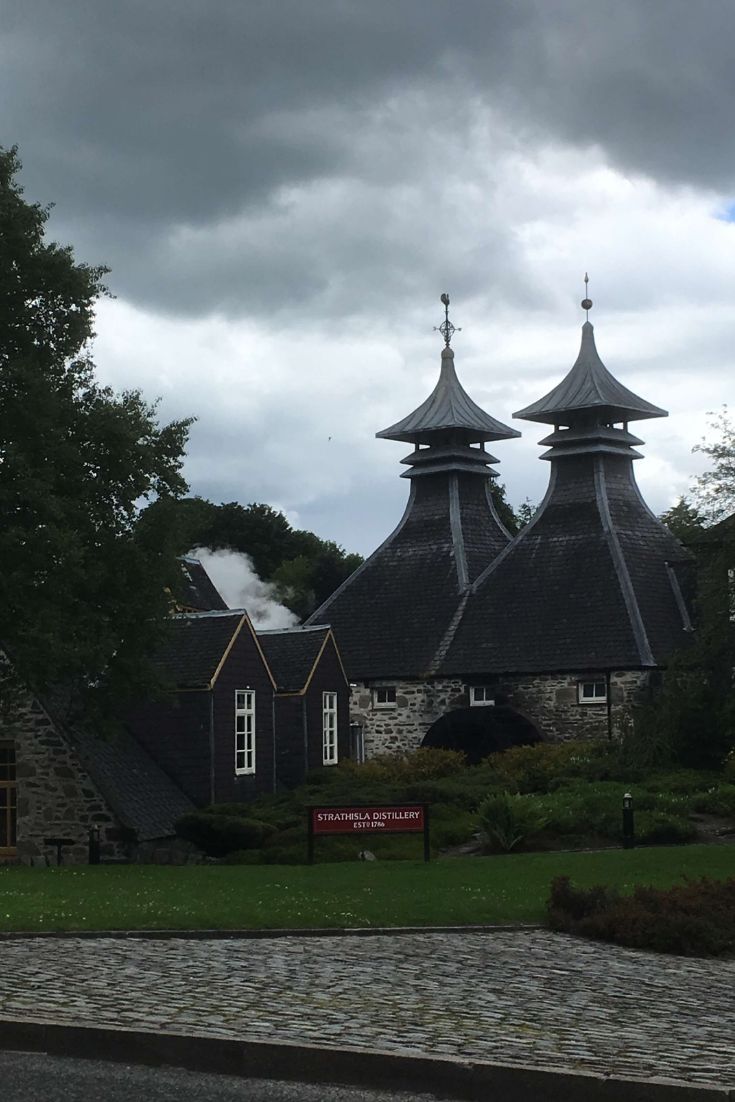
[378, 347, 520, 445]
[437, 453, 694, 677]
[514, 322, 667, 425]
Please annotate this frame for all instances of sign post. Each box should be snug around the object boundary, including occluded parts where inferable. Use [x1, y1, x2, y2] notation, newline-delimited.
[307, 804, 429, 864]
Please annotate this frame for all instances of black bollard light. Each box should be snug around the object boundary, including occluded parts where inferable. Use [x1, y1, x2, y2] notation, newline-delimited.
[622, 791, 635, 849]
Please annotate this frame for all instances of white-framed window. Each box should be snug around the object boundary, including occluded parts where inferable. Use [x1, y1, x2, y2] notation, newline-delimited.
[323, 691, 338, 765]
[469, 686, 495, 707]
[235, 689, 255, 774]
[578, 679, 607, 704]
[372, 686, 396, 709]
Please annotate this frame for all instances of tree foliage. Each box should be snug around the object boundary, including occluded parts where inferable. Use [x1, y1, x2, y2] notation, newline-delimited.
[693, 406, 735, 522]
[0, 147, 192, 718]
[158, 496, 363, 621]
[659, 497, 708, 543]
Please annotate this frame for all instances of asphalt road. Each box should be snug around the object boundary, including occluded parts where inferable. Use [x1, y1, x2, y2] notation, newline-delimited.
[1, 1052, 457, 1102]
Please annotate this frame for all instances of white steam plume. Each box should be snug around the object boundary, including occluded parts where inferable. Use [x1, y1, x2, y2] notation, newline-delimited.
[189, 547, 298, 629]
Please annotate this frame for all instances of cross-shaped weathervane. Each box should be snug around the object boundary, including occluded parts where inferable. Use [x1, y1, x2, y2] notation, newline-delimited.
[434, 293, 461, 347]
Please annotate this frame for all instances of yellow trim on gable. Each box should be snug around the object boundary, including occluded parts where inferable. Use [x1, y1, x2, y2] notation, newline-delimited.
[209, 615, 247, 689]
[300, 631, 331, 694]
[243, 616, 279, 692]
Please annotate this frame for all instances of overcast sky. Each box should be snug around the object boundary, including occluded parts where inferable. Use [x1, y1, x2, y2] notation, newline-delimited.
[2, 1, 734, 554]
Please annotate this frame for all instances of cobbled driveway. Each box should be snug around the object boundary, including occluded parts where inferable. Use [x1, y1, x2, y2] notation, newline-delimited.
[0, 931, 733, 1089]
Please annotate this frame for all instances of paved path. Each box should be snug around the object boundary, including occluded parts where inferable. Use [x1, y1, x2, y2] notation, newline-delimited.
[0, 932, 733, 1090]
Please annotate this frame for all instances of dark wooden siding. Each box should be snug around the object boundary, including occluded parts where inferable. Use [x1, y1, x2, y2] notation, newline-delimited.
[274, 696, 306, 790]
[211, 624, 275, 803]
[127, 693, 211, 806]
[304, 637, 351, 772]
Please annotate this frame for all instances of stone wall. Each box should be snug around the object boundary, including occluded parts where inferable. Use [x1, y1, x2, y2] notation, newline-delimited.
[350, 678, 466, 757]
[350, 670, 651, 757]
[502, 670, 650, 742]
[1, 690, 123, 866]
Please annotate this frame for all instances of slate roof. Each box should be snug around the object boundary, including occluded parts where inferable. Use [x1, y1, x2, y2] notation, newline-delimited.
[378, 347, 521, 444]
[153, 611, 247, 689]
[515, 323, 667, 424]
[439, 323, 692, 676]
[72, 726, 195, 841]
[439, 454, 693, 675]
[257, 625, 333, 692]
[177, 557, 228, 611]
[306, 473, 512, 679]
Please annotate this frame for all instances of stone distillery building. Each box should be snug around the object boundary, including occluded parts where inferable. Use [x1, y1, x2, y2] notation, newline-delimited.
[308, 296, 694, 756]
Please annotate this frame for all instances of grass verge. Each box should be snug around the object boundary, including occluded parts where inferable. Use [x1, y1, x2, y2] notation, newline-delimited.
[0, 844, 733, 932]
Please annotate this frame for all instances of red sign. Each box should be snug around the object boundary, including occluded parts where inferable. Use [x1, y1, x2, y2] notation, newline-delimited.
[311, 805, 425, 835]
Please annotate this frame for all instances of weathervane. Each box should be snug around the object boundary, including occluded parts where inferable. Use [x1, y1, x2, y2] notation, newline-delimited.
[581, 273, 593, 319]
[434, 292, 461, 347]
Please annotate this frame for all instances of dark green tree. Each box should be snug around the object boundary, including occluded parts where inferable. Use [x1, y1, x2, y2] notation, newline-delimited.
[692, 406, 735, 522]
[659, 497, 708, 543]
[0, 147, 193, 718]
[159, 495, 363, 620]
[489, 481, 522, 534]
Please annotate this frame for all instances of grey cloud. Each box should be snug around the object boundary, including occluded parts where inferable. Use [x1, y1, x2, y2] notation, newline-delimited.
[2, 1, 735, 319]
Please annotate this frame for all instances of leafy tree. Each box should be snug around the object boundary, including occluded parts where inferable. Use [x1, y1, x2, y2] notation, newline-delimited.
[692, 406, 735, 522]
[0, 147, 192, 719]
[160, 495, 363, 620]
[659, 497, 708, 543]
[515, 498, 537, 529]
[489, 481, 522, 534]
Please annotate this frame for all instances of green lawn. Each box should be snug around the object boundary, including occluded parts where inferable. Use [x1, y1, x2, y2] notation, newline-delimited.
[1, 845, 733, 932]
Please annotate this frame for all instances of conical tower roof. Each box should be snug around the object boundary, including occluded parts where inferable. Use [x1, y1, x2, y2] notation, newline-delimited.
[378, 346, 520, 445]
[514, 322, 666, 425]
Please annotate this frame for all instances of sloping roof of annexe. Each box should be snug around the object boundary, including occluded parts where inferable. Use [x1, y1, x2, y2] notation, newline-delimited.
[152, 611, 275, 691]
[257, 625, 346, 693]
[378, 346, 521, 444]
[177, 557, 228, 612]
[72, 726, 195, 841]
[436, 320, 693, 677]
[515, 322, 667, 425]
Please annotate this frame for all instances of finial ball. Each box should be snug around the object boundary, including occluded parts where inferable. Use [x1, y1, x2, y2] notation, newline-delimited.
[581, 298, 593, 311]
[440, 293, 450, 306]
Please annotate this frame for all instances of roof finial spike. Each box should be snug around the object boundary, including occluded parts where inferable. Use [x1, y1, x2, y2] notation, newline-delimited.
[434, 292, 462, 348]
[581, 273, 593, 320]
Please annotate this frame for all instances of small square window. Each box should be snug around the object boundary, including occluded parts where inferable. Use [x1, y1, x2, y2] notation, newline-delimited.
[578, 680, 607, 704]
[373, 687, 396, 708]
[469, 686, 495, 707]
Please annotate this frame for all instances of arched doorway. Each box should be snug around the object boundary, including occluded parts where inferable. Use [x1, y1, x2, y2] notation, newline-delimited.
[421, 698, 542, 764]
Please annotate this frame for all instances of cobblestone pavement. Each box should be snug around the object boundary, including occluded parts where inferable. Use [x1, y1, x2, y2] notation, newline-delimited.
[0, 931, 733, 1089]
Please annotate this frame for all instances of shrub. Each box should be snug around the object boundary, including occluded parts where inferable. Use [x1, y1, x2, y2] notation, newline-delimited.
[338, 748, 467, 785]
[635, 811, 697, 845]
[174, 812, 276, 857]
[482, 741, 619, 794]
[724, 750, 735, 784]
[547, 875, 735, 956]
[691, 784, 735, 818]
[478, 792, 549, 852]
[220, 849, 266, 865]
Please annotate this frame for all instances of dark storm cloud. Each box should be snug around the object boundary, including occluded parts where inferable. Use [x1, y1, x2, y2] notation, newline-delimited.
[2, 1, 734, 316]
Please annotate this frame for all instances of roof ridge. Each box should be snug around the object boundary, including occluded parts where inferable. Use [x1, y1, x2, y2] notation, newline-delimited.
[593, 455, 655, 666]
[305, 483, 417, 625]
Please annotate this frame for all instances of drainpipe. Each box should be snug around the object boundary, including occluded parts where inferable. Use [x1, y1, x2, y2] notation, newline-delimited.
[208, 693, 216, 804]
[271, 695, 277, 794]
[302, 696, 309, 783]
[605, 670, 613, 741]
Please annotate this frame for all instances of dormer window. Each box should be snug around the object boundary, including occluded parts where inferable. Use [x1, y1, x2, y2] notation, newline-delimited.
[578, 679, 607, 704]
[373, 686, 396, 709]
[469, 686, 495, 707]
